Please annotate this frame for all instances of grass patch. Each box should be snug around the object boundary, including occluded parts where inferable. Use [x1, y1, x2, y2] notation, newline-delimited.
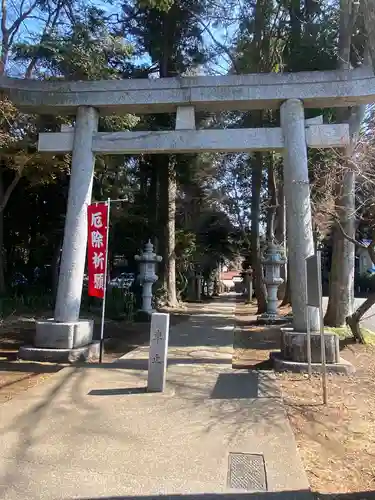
[325, 325, 375, 345]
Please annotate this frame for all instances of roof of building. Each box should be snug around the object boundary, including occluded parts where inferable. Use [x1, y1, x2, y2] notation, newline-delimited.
[220, 271, 242, 281]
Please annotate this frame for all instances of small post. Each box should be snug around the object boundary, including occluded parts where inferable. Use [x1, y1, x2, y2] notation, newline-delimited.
[317, 250, 327, 405]
[306, 306, 312, 380]
[99, 198, 111, 364]
[244, 269, 253, 304]
[305, 262, 312, 380]
[305, 251, 327, 404]
[148, 312, 170, 393]
[196, 272, 202, 302]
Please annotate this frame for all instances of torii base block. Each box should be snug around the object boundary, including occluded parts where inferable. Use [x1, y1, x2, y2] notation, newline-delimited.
[18, 318, 99, 363]
[19, 343, 100, 363]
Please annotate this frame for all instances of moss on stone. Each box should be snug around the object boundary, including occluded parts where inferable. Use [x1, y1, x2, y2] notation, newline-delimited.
[325, 326, 375, 345]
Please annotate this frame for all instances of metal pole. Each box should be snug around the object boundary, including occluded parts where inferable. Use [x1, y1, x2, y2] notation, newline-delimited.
[316, 250, 327, 404]
[99, 198, 111, 364]
[93, 198, 126, 204]
[306, 306, 312, 380]
[305, 261, 312, 380]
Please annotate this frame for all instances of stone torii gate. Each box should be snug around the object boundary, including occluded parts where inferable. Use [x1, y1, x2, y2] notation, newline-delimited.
[2, 67, 375, 361]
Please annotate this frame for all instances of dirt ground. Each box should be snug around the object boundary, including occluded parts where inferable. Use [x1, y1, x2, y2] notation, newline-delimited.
[234, 301, 375, 498]
[0, 306, 189, 404]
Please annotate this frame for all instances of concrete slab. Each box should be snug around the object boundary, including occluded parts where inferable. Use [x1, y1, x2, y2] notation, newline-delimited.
[0, 295, 312, 500]
[271, 351, 355, 375]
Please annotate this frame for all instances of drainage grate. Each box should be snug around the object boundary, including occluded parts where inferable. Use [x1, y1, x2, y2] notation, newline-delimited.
[227, 453, 267, 491]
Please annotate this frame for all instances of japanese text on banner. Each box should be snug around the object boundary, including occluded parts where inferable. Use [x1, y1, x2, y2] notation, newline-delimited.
[87, 204, 108, 298]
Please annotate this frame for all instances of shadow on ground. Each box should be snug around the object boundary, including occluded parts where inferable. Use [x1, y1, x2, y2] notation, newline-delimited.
[86, 370, 279, 400]
[0, 361, 61, 374]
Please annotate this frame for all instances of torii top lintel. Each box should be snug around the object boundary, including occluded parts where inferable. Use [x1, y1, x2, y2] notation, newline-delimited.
[1, 67, 375, 115]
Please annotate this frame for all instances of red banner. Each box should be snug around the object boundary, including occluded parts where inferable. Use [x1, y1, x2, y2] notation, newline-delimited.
[87, 203, 108, 298]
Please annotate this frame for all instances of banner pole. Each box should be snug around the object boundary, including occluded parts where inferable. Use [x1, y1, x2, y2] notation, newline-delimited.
[99, 198, 111, 364]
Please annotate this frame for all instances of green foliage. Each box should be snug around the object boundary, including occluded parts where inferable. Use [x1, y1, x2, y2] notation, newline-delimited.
[325, 326, 375, 345]
[14, 7, 133, 80]
[122, 0, 208, 76]
[137, 0, 174, 10]
[81, 288, 136, 321]
[106, 288, 136, 320]
[0, 293, 54, 319]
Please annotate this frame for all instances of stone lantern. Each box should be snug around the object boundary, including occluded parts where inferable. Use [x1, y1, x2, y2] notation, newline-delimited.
[257, 242, 287, 323]
[135, 240, 162, 314]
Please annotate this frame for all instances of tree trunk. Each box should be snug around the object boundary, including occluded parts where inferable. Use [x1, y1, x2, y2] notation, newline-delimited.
[266, 153, 277, 242]
[149, 165, 158, 248]
[51, 239, 62, 304]
[325, 171, 355, 326]
[153, 25, 177, 307]
[287, 0, 302, 71]
[160, 160, 177, 308]
[251, 153, 267, 314]
[0, 169, 6, 296]
[325, 0, 360, 326]
[363, 0, 375, 70]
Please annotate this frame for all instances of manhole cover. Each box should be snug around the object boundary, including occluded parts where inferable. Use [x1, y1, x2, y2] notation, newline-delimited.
[227, 453, 267, 491]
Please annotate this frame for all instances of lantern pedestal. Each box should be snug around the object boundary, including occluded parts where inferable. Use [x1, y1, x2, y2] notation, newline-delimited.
[257, 313, 288, 325]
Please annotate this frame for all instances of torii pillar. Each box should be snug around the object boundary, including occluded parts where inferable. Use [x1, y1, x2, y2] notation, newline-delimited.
[281, 99, 319, 332]
[20, 106, 100, 362]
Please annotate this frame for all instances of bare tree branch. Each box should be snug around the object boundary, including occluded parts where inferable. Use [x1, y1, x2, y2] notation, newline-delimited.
[0, 167, 23, 213]
[336, 219, 368, 248]
[186, 9, 240, 74]
[8, 0, 39, 49]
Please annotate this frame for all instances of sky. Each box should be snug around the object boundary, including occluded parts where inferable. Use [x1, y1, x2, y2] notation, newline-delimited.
[5, 0, 235, 77]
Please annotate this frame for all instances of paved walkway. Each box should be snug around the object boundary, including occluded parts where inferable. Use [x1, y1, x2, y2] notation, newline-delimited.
[0, 295, 312, 500]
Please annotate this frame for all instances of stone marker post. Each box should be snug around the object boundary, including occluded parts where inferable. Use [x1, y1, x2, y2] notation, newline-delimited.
[280, 99, 319, 332]
[148, 312, 170, 393]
